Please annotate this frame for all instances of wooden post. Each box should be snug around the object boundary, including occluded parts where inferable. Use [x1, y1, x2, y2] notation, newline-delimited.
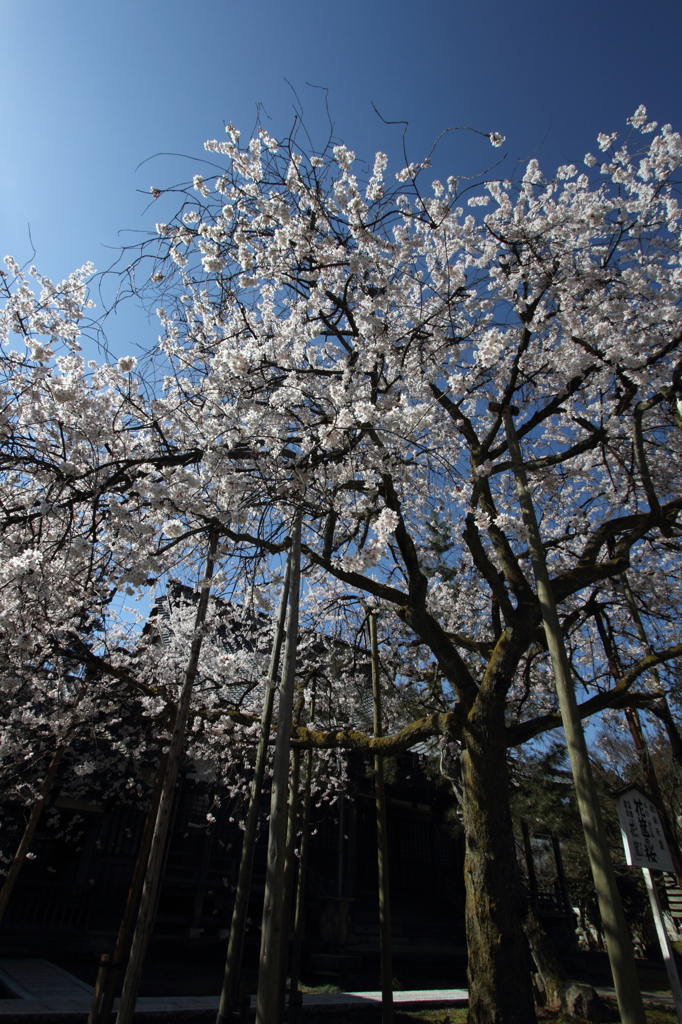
[87, 954, 111, 1024]
[370, 612, 394, 1024]
[642, 868, 682, 1022]
[551, 833, 573, 920]
[277, 743, 302, 1019]
[216, 562, 291, 1024]
[276, 679, 309, 1018]
[336, 793, 345, 899]
[115, 530, 219, 1024]
[288, 691, 316, 1024]
[255, 513, 302, 1024]
[520, 819, 539, 902]
[96, 736, 173, 1024]
[491, 401, 646, 1024]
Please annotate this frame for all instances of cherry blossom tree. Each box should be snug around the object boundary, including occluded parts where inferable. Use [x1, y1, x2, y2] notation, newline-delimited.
[122, 106, 682, 1023]
[4, 103, 682, 1024]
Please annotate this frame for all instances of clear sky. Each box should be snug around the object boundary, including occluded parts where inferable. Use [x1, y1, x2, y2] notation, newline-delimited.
[2, 0, 681, 353]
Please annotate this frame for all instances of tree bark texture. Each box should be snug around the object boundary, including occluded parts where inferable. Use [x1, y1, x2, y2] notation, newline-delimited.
[522, 906, 567, 1009]
[461, 693, 537, 1024]
[522, 908, 605, 1022]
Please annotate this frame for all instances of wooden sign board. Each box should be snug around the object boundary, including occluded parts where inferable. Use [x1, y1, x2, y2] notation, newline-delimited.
[616, 786, 674, 872]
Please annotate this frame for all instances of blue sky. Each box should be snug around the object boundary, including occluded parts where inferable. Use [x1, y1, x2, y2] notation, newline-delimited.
[2, 0, 681, 355]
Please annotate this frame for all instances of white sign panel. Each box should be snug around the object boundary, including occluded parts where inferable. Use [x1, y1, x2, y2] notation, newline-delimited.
[616, 787, 674, 872]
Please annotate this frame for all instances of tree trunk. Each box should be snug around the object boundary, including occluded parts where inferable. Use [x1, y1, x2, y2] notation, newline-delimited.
[523, 906, 567, 1009]
[461, 694, 537, 1024]
[523, 908, 606, 1022]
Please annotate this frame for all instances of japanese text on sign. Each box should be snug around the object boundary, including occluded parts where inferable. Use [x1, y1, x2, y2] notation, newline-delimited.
[616, 787, 674, 872]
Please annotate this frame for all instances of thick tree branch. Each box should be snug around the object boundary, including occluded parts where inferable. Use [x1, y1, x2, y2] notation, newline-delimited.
[552, 498, 682, 603]
[647, 698, 682, 767]
[506, 643, 682, 746]
[291, 710, 463, 755]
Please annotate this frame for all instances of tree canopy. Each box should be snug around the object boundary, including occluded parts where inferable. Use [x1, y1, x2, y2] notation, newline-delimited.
[2, 104, 682, 1024]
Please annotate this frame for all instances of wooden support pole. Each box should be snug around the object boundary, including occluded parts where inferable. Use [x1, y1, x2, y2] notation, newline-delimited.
[115, 530, 219, 1024]
[87, 954, 111, 1024]
[216, 562, 291, 1024]
[370, 612, 394, 1024]
[255, 513, 302, 1024]
[276, 680, 308, 1018]
[492, 401, 646, 1024]
[520, 819, 539, 908]
[336, 794, 345, 899]
[288, 690, 316, 1024]
[551, 833, 573, 921]
[288, 749, 313, 1024]
[95, 738, 173, 1024]
[277, 744, 302, 1019]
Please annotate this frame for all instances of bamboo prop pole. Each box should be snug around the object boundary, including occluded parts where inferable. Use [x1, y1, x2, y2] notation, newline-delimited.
[288, 687, 316, 1024]
[520, 818, 539, 904]
[491, 401, 646, 1024]
[642, 868, 682, 1022]
[276, 740, 302, 1020]
[216, 560, 292, 1024]
[275, 680, 308, 1019]
[115, 530, 219, 1024]
[87, 955, 111, 1024]
[551, 833, 574, 921]
[336, 794, 345, 899]
[255, 512, 302, 1024]
[591, 603, 682, 889]
[370, 612, 394, 1024]
[94, 734, 174, 1024]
